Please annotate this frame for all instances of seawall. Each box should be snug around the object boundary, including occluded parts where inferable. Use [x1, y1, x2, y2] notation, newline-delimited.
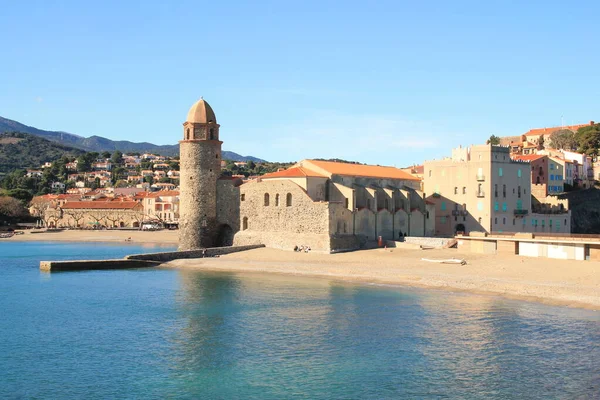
[39, 244, 266, 272]
[40, 259, 159, 272]
[125, 244, 265, 262]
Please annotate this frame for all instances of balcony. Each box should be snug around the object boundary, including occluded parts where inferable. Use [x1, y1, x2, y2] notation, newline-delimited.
[514, 209, 529, 216]
[476, 174, 485, 181]
[451, 210, 460, 216]
[476, 190, 485, 198]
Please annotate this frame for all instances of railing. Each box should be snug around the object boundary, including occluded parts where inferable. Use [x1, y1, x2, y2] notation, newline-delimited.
[451, 210, 460, 216]
[476, 190, 485, 197]
[514, 209, 528, 216]
[476, 174, 485, 181]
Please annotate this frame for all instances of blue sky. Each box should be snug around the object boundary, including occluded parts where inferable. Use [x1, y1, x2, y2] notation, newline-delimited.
[1, 0, 599, 165]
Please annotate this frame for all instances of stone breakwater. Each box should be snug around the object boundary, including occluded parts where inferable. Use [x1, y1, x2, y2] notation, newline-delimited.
[40, 244, 265, 272]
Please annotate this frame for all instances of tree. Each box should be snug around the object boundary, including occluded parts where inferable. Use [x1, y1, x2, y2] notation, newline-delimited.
[29, 196, 56, 227]
[549, 129, 576, 150]
[575, 123, 600, 156]
[63, 209, 86, 228]
[101, 151, 111, 159]
[77, 155, 92, 172]
[486, 135, 501, 145]
[111, 150, 123, 165]
[0, 196, 28, 223]
[246, 160, 256, 170]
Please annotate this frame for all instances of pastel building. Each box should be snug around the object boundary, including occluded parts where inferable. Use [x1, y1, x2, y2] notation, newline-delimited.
[424, 145, 570, 236]
[512, 154, 564, 196]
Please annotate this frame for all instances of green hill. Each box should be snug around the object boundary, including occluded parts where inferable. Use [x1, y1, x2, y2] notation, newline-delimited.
[0, 132, 84, 173]
[0, 115, 266, 162]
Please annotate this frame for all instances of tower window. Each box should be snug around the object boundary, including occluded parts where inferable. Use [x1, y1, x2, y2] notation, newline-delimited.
[209, 128, 215, 140]
[275, 193, 280, 206]
[242, 217, 248, 230]
[286, 193, 292, 207]
[264, 193, 270, 206]
[241, 194, 245, 201]
[216, 154, 219, 158]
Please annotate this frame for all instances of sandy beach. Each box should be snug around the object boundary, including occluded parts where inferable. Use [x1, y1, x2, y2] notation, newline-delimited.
[3, 229, 179, 245]
[165, 246, 600, 310]
[5, 230, 600, 309]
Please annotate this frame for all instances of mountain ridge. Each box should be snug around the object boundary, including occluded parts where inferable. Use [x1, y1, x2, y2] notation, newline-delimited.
[0, 116, 265, 162]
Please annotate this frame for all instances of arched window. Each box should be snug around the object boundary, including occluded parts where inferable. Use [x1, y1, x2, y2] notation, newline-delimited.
[242, 217, 248, 230]
[264, 193, 270, 206]
[275, 193, 280, 206]
[186, 128, 190, 139]
[209, 128, 215, 140]
[286, 193, 292, 207]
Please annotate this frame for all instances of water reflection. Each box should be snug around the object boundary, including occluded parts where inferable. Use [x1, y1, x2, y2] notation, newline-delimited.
[167, 270, 600, 399]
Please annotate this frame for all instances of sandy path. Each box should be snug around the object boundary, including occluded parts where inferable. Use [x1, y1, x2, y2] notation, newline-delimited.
[165, 247, 600, 310]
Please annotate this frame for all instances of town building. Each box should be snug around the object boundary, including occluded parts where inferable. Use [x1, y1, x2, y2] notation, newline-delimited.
[511, 154, 564, 196]
[423, 145, 570, 236]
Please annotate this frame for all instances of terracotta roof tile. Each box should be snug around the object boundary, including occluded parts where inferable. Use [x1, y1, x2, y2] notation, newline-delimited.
[262, 167, 326, 179]
[61, 201, 141, 210]
[524, 122, 592, 137]
[512, 154, 546, 162]
[305, 160, 420, 181]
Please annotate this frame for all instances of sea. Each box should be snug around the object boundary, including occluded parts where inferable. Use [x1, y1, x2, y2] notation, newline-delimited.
[1, 241, 599, 399]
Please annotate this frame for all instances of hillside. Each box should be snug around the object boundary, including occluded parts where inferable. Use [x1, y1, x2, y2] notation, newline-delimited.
[560, 188, 600, 233]
[0, 116, 265, 162]
[0, 132, 85, 173]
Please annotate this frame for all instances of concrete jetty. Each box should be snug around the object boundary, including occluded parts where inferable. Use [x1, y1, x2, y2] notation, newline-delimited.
[39, 244, 265, 272]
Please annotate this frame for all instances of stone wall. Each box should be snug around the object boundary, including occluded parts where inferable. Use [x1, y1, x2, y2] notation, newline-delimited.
[40, 259, 159, 272]
[126, 244, 265, 262]
[234, 179, 331, 251]
[179, 140, 221, 250]
[216, 178, 241, 232]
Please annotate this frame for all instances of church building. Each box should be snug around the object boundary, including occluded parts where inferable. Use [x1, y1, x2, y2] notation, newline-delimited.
[179, 99, 435, 253]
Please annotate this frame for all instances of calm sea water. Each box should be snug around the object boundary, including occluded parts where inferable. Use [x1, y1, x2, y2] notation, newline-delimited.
[1, 242, 599, 399]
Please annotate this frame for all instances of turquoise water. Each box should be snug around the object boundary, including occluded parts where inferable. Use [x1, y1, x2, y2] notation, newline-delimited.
[1, 242, 599, 399]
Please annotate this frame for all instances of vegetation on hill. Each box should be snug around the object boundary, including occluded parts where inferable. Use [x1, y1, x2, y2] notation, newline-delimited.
[0, 132, 84, 173]
[222, 160, 295, 177]
[0, 116, 266, 162]
[574, 123, 600, 155]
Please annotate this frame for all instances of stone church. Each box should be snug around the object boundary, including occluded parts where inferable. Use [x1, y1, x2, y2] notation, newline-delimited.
[179, 99, 435, 253]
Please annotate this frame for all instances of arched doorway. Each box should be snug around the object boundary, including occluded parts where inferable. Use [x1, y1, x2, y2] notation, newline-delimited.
[215, 224, 234, 247]
[455, 223, 466, 234]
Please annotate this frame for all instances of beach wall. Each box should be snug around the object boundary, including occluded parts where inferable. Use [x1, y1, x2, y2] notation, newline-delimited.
[126, 244, 265, 262]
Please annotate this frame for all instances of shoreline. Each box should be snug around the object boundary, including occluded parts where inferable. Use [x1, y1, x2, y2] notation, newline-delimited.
[2, 229, 179, 245]
[4, 232, 599, 310]
[164, 247, 600, 311]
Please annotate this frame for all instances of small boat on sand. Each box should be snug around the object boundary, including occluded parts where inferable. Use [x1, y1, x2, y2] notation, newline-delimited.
[421, 258, 466, 265]
[0, 232, 15, 239]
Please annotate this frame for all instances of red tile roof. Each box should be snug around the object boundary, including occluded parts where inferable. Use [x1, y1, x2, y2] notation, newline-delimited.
[305, 160, 420, 181]
[262, 167, 327, 179]
[512, 154, 546, 162]
[524, 122, 593, 137]
[61, 201, 141, 210]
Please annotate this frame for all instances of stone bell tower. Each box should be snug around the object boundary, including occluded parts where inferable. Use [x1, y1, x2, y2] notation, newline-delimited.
[179, 98, 222, 250]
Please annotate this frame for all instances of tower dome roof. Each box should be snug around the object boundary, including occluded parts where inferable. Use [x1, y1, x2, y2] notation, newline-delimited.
[186, 98, 217, 124]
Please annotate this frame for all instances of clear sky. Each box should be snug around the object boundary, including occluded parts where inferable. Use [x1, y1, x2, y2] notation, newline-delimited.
[1, 0, 599, 166]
